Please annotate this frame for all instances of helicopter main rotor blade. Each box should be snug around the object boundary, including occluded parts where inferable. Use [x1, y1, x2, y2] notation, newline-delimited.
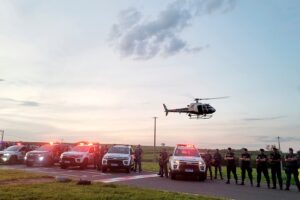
[195, 96, 230, 101]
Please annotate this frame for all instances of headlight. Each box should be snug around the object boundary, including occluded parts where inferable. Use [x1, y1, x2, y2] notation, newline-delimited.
[60, 154, 64, 159]
[102, 159, 107, 165]
[3, 153, 10, 157]
[123, 159, 129, 165]
[172, 160, 179, 165]
[38, 157, 44, 161]
[199, 160, 205, 165]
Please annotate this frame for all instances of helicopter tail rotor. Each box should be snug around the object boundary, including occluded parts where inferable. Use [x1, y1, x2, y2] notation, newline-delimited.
[163, 104, 168, 116]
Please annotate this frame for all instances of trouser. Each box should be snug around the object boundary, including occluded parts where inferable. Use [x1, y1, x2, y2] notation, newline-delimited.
[134, 159, 142, 172]
[160, 163, 168, 177]
[257, 166, 270, 186]
[285, 168, 300, 190]
[271, 165, 283, 188]
[214, 164, 223, 179]
[227, 165, 237, 181]
[94, 155, 100, 168]
[241, 165, 253, 184]
[206, 165, 212, 179]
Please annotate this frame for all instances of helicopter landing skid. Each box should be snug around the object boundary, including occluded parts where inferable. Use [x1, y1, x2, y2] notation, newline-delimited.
[188, 114, 213, 119]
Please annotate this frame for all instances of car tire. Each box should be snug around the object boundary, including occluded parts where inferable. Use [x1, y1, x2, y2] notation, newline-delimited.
[26, 161, 33, 167]
[198, 173, 206, 181]
[60, 164, 68, 169]
[102, 167, 107, 173]
[170, 172, 176, 180]
[80, 158, 88, 170]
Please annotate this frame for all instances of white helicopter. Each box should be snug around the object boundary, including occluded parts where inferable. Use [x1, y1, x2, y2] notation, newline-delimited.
[163, 97, 229, 119]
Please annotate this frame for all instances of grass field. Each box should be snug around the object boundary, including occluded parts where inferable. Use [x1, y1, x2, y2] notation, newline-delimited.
[0, 169, 50, 181]
[0, 169, 220, 200]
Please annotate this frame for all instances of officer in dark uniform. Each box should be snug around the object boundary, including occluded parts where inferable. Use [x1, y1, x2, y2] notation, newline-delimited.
[204, 150, 213, 180]
[97, 145, 109, 171]
[225, 147, 238, 184]
[94, 143, 100, 169]
[134, 144, 143, 173]
[213, 149, 223, 180]
[256, 148, 270, 188]
[240, 148, 253, 186]
[269, 147, 283, 190]
[284, 148, 300, 191]
[159, 148, 169, 178]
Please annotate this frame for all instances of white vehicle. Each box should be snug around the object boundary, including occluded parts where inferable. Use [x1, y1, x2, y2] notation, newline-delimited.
[60, 144, 96, 169]
[169, 144, 206, 181]
[0, 144, 30, 164]
[102, 145, 134, 173]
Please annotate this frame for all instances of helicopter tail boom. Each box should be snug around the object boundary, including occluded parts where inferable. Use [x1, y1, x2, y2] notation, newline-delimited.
[163, 104, 168, 116]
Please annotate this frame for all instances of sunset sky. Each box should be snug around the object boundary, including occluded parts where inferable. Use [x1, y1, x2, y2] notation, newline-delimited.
[1, 0, 300, 151]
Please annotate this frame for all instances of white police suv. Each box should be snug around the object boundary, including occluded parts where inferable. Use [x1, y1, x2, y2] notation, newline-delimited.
[0, 144, 30, 164]
[169, 144, 206, 181]
[102, 145, 134, 173]
[60, 143, 96, 169]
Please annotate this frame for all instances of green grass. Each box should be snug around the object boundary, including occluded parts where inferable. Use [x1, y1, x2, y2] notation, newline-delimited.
[0, 169, 50, 181]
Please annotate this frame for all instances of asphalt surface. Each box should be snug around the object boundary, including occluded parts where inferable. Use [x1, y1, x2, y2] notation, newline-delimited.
[1, 164, 299, 200]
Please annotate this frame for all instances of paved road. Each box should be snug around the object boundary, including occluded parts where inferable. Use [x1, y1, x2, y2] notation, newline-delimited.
[1, 165, 299, 200]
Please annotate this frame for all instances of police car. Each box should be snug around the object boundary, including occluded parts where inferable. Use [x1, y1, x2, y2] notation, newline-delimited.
[169, 144, 206, 181]
[60, 143, 97, 169]
[25, 142, 67, 167]
[0, 144, 31, 164]
[102, 145, 134, 173]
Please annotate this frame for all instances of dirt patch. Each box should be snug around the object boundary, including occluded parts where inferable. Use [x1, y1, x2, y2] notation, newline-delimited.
[0, 177, 54, 185]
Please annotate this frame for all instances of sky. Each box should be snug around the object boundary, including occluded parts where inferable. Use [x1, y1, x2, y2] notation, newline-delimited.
[0, 0, 300, 152]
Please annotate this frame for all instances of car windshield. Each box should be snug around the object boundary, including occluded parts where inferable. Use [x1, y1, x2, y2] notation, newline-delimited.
[4, 145, 22, 152]
[71, 145, 90, 152]
[37, 144, 55, 151]
[174, 148, 200, 157]
[108, 147, 129, 154]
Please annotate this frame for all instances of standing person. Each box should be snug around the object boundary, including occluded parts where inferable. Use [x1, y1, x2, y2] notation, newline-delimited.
[134, 144, 143, 173]
[204, 150, 213, 180]
[240, 148, 253, 186]
[269, 147, 283, 190]
[256, 148, 270, 188]
[97, 145, 109, 171]
[284, 148, 300, 191]
[225, 147, 238, 184]
[159, 148, 169, 178]
[94, 143, 100, 169]
[213, 149, 223, 180]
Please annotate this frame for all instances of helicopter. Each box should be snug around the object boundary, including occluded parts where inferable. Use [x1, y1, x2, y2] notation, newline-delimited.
[163, 97, 229, 119]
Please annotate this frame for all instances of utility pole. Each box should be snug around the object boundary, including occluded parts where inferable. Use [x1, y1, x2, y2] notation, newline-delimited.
[277, 136, 281, 151]
[0, 130, 4, 141]
[153, 117, 157, 162]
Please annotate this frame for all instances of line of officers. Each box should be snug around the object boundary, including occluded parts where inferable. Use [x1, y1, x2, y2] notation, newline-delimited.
[203, 147, 300, 191]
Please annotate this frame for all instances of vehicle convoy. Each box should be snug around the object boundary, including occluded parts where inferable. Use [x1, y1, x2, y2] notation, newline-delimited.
[169, 144, 206, 181]
[102, 145, 134, 173]
[0, 144, 33, 164]
[59, 143, 98, 169]
[25, 143, 67, 167]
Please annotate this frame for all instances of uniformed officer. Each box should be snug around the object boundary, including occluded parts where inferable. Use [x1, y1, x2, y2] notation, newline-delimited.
[204, 150, 213, 180]
[159, 148, 169, 178]
[97, 145, 109, 170]
[225, 147, 238, 184]
[256, 148, 270, 188]
[94, 143, 100, 169]
[240, 148, 253, 186]
[284, 148, 300, 191]
[134, 144, 143, 173]
[213, 149, 223, 180]
[269, 147, 283, 190]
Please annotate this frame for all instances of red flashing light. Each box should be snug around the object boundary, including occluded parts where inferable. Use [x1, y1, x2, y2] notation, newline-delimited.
[17, 142, 22, 146]
[49, 141, 54, 145]
[79, 143, 84, 146]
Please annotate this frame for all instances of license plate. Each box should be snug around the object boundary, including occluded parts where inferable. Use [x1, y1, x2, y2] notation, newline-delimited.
[185, 169, 193, 172]
[111, 163, 118, 166]
[64, 161, 70, 163]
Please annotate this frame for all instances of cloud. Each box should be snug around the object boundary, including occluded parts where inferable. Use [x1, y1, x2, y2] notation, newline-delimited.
[0, 98, 40, 107]
[243, 116, 285, 121]
[0, 79, 4, 82]
[110, 0, 236, 59]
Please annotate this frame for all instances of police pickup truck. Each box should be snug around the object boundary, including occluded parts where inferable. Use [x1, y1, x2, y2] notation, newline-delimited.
[102, 145, 134, 173]
[169, 144, 206, 181]
[0, 144, 32, 164]
[60, 143, 97, 169]
[25, 143, 67, 167]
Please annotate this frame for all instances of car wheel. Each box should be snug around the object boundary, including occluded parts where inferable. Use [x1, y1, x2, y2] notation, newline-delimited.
[80, 159, 88, 170]
[60, 164, 68, 169]
[102, 167, 107, 173]
[170, 172, 176, 180]
[26, 161, 33, 167]
[198, 173, 206, 181]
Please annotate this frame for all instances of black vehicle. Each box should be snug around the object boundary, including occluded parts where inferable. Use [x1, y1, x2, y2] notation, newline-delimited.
[25, 143, 67, 167]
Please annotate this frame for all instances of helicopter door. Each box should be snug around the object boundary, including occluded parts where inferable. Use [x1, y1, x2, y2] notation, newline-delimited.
[197, 105, 203, 115]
